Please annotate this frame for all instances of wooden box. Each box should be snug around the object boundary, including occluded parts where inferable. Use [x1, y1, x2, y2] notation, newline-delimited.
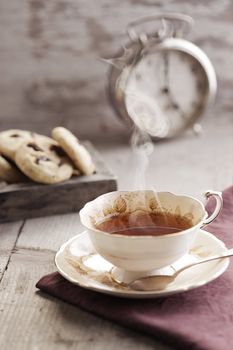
[0, 142, 117, 222]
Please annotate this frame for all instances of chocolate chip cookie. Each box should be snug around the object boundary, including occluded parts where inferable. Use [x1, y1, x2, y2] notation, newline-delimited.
[0, 129, 34, 160]
[0, 154, 26, 183]
[51, 127, 95, 175]
[15, 137, 73, 184]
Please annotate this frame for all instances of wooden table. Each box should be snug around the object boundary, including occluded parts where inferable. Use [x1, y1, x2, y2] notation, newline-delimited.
[0, 1, 233, 349]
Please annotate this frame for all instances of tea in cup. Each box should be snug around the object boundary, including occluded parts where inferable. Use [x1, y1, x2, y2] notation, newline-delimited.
[79, 190, 222, 272]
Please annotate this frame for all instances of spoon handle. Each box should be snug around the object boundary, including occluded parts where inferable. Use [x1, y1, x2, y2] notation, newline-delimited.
[178, 247, 233, 274]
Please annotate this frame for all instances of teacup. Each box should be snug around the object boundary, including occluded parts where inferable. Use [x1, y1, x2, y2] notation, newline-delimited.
[79, 190, 222, 272]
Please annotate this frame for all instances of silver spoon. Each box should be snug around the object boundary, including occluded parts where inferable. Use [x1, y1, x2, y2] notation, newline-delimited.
[111, 248, 233, 291]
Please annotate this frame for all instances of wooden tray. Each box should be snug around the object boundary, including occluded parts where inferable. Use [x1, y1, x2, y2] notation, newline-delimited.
[0, 142, 117, 222]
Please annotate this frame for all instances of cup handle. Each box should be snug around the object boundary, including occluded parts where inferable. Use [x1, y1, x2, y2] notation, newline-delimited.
[202, 190, 223, 226]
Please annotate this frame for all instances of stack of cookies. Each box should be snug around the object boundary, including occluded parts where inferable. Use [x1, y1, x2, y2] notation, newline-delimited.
[0, 127, 96, 185]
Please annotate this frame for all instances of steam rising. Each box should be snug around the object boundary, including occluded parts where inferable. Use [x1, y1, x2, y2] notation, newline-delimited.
[102, 56, 173, 232]
[126, 91, 169, 138]
[130, 126, 168, 228]
[130, 126, 154, 190]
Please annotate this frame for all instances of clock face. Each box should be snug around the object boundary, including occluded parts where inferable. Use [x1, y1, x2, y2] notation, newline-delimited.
[123, 48, 209, 137]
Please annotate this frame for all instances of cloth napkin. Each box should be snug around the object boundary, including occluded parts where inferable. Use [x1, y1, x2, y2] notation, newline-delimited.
[36, 187, 233, 350]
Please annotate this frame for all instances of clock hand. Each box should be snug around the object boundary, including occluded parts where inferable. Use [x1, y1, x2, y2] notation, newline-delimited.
[168, 90, 186, 120]
[162, 52, 169, 94]
[162, 52, 186, 120]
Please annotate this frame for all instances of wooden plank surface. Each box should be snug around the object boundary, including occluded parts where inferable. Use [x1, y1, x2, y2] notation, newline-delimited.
[0, 221, 23, 279]
[0, 0, 233, 350]
[17, 213, 82, 251]
[1, 113, 232, 350]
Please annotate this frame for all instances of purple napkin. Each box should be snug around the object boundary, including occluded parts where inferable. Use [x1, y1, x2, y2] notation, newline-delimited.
[36, 187, 233, 350]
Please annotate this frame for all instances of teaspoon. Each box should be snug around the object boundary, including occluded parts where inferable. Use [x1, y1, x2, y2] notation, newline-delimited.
[111, 248, 233, 291]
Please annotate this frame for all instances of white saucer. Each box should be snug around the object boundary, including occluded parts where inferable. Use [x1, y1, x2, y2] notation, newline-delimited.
[55, 230, 229, 299]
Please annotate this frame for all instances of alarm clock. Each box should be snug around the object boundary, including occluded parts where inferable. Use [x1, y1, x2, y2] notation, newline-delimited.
[108, 13, 217, 138]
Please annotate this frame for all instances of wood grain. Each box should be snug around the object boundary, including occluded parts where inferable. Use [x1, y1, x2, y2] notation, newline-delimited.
[17, 213, 82, 251]
[0, 221, 23, 279]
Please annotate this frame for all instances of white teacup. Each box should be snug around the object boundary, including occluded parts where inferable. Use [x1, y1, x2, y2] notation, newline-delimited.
[79, 190, 222, 272]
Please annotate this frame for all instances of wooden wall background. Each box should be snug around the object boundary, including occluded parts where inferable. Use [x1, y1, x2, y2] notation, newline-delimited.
[0, 0, 233, 145]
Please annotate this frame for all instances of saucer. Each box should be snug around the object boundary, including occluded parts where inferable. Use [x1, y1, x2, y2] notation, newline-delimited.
[55, 230, 229, 299]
